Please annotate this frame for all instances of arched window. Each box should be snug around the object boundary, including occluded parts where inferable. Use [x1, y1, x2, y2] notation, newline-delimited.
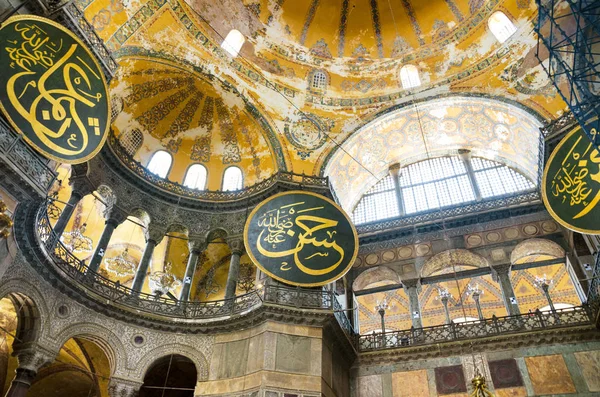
[452, 316, 479, 324]
[311, 71, 327, 90]
[399, 65, 421, 89]
[222, 166, 243, 191]
[147, 150, 172, 178]
[184, 164, 207, 190]
[352, 175, 399, 224]
[120, 128, 143, 156]
[488, 11, 517, 43]
[471, 157, 534, 198]
[221, 29, 245, 57]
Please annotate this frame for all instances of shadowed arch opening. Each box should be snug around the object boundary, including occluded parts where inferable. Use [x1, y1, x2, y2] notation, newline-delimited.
[353, 266, 400, 292]
[511, 238, 565, 264]
[139, 354, 197, 397]
[421, 249, 489, 278]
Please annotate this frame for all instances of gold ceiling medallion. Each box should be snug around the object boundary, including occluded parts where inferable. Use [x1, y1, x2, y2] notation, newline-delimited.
[244, 191, 358, 287]
[541, 126, 600, 234]
[0, 15, 110, 164]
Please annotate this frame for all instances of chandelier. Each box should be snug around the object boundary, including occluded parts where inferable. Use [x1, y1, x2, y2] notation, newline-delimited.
[148, 263, 181, 295]
[60, 223, 93, 253]
[105, 248, 137, 277]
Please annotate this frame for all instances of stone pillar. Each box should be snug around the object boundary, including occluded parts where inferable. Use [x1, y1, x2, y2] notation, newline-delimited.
[493, 263, 521, 316]
[108, 377, 142, 397]
[5, 344, 54, 397]
[87, 208, 127, 274]
[389, 163, 405, 216]
[224, 238, 244, 300]
[458, 149, 482, 201]
[441, 296, 452, 325]
[131, 227, 164, 295]
[403, 278, 423, 329]
[53, 178, 93, 239]
[179, 240, 205, 301]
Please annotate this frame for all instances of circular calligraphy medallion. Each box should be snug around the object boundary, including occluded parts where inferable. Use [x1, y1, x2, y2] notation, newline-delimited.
[244, 191, 358, 287]
[542, 127, 600, 234]
[0, 15, 110, 164]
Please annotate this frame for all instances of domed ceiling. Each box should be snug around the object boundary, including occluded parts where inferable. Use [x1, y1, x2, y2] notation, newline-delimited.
[110, 57, 282, 189]
[76, 0, 572, 199]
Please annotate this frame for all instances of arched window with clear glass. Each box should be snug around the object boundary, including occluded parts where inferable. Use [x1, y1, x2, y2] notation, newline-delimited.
[222, 166, 243, 191]
[312, 71, 327, 90]
[147, 150, 172, 179]
[184, 164, 207, 190]
[221, 29, 245, 57]
[399, 65, 421, 89]
[488, 11, 517, 43]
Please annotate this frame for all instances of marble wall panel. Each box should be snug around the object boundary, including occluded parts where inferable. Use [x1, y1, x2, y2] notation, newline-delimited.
[357, 375, 383, 397]
[495, 388, 527, 397]
[246, 333, 265, 374]
[218, 339, 249, 379]
[574, 350, 600, 392]
[434, 365, 467, 395]
[489, 359, 523, 389]
[524, 355, 576, 395]
[391, 369, 429, 397]
[275, 334, 311, 374]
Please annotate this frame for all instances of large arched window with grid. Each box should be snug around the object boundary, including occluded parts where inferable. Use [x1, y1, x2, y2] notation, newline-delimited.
[488, 11, 517, 43]
[222, 166, 243, 191]
[120, 129, 143, 156]
[183, 164, 207, 190]
[147, 150, 172, 179]
[351, 155, 535, 225]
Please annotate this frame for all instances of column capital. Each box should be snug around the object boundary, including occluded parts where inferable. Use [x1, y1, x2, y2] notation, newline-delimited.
[106, 207, 128, 226]
[401, 278, 421, 289]
[12, 343, 56, 372]
[389, 163, 402, 177]
[108, 377, 142, 397]
[491, 262, 513, 275]
[227, 236, 244, 255]
[457, 148, 472, 161]
[188, 239, 207, 254]
[144, 226, 165, 244]
[68, 177, 94, 197]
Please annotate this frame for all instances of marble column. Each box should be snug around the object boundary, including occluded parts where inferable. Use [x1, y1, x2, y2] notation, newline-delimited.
[403, 278, 423, 329]
[389, 163, 405, 216]
[131, 227, 164, 295]
[493, 263, 521, 315]
[52, 178, 93, 239]
[458, 149, 482, 201]
[87, 209, 126, 274]
[5, 344, 54, 397]
[224, 238, 244, 300]
[179, 241, 205, 301]
[108, 377, 142, 397]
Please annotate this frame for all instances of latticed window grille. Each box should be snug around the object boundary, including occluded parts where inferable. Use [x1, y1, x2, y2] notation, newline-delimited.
[312, 71, 327, 90]
[147, 150, 172, 178]
[351, 156, 535, 225]
[471, 157, 534, 198]
[222, 166, 243, 191]
[352, 175, 399, 224]
[120, 129, 143, 156]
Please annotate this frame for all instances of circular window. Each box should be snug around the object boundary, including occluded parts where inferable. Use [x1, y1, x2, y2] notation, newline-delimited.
[57, 305, 69, 318]
[133, 335, 145, 346]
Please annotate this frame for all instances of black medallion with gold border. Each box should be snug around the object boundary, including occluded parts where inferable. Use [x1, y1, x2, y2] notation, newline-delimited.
[0, 15, 109, 164]
[244, 191, 358, 287]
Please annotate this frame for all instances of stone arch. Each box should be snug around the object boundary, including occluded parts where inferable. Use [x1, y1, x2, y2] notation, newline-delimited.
[129, 208, 151, 227]
[166, 223, 189, 236]
[511, 238, 565, 264]
[134, 343, 209, 381]
[353, 266, 400, 292]
[420, 249, 489, 278]
[51, 322, 129, 377]
[0, 278, 48, 344]
[205, 228, 228, 243]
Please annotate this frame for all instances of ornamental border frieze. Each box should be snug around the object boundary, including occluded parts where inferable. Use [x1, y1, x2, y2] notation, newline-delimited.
[354, 325, 600, 367]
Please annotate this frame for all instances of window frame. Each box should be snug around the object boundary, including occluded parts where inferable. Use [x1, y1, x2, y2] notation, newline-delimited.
[488, 11, 517, 44]
[221, 165, 244, 191]
[183, 163, 208, 190]
[146, 150, 173, 179]
[221, 29, 245, 57]
[399, 65, 421, 90]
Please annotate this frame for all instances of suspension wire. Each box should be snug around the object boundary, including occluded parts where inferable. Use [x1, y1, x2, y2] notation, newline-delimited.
[184, 5, 378, 180]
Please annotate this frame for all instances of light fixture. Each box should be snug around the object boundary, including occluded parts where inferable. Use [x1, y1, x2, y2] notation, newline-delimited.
[149, 262, 182, 296]
[105, 248, 137, 277]
[61, 223, 93, 253]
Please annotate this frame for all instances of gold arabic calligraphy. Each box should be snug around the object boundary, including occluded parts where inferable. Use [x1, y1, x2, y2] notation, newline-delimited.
[255, 201, 346, 276]
[4, 21, 104, 156]
[551, 129, 600, 219]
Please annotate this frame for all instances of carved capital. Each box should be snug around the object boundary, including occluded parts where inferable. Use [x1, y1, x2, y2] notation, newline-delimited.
[388, 163, 402, 177]
[106, 207, 128, 226]
[108, 377, 142, 397]
[491, 262, 512, 275]
[12, 343, 55, 373]
[69, 173, 94, 197]
[401, 278, 420, 290]
[227, 237, 244, 256]
[457, 148, 472, 162]
[188, 239, 207, 254]
[144, 225, 165, 244]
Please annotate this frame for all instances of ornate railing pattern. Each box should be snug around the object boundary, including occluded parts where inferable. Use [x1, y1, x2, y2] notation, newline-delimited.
[588, 252, 600, 320]
[108, 133, 331, 202]
[36, 201, 343, 320]
[357, 190, 540, 234]
[357, 306, 592, 352]
[0, 117, 57, 194]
